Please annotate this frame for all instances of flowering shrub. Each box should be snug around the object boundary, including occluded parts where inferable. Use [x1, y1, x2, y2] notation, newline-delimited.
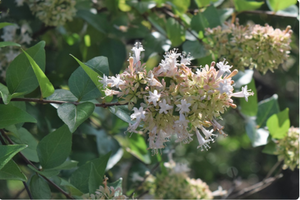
[205, 19, 293, 74]
[100, 42, 254, 153]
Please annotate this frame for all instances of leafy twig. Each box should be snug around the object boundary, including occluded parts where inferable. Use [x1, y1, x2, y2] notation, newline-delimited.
[0, 97, 126, 108]
[0, 129, 75, 200]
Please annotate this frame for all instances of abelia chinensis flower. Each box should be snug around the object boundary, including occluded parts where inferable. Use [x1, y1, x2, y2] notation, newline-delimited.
[26, 0, 76, 26]
[99, 42, 254, 154]
[205, 19, 293, 74]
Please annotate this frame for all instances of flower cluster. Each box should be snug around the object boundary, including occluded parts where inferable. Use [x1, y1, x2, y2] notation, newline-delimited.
[275, 127, 299, 171]
[205, 19, 293, 74]
[100, 42, 254, 154]
[0, 23, 32, 80]
[143, 161, 214, 199]
[25, 0, 76, 26]
[83, 176, 128, 200]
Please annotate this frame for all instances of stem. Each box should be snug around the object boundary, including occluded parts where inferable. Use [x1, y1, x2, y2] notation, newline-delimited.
[22, 181, 33, 200]
[0, 129, 74, 200]
[0, 97, 126, 108]
[239, 10, 298, 19]
[13, 187, 26, 199]
[265, 160, 283, 179]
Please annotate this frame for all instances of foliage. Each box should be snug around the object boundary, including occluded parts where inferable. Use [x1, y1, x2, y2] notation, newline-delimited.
[0, 0, 298, 199]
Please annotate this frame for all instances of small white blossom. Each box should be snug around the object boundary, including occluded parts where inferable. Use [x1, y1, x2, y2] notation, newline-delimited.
[20, 33, 32, 45]
[15, 0, 25, 6]
[231, 85, 254, 102]
[148, 90, 161, 106]
[180, 52, 192, 65]
[131, 42, 144, 64]
[159, 99, 173, 114]
[176, 99, 191, 114]
[111, 74, 125, 88]
[147, 71, 163, 87]
[99, 74, 112, 88]
[216, 60, 232, 79]
[217, 79, 233, 95]
[195, 129, 211, 151]
[131, 107, 146, 121]
[1, 32, 13, 41]
[199, 126, 217, 141]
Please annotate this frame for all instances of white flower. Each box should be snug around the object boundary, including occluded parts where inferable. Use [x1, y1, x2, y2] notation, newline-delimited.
[216, 59, 232, 79]
[147, 71, 162, 87]
[217, 79, 233, 95]
[5, 50, 19, 62]
[111, 74, 125, 87]
[131, 107, 146, 121]
[20, 33, 32, 45]
[148, 90, 161, 106]
[1, 32, 13, 41]
[159, 99, 173, 114]
[131, 42, 144, 64]
[195, 129, 211, 151]
[99, 74, 111, 88]
[176, 99, 191, 114]
[199, 126, 217, 141]
[180, 52, 192, 65]
[231, 85, 254, 102]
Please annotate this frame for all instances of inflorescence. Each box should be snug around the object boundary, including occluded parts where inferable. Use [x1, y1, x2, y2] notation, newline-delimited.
[205, 19, 293, 74]
[99, 42, 254, 154]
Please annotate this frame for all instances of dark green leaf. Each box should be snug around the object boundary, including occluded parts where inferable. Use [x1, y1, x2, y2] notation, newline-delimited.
[46, 89, 78, 102]
[37, 125, 72, 169]
[0, 104, 36, 129]
[60, 178, 84, 196]
[0, 144, 27, 170]
[11, 128, 39, 162]
[0, 22, 14, 29]
[256, 94, 280, 128]
[267, 0, 296, 12]
[0, 41, 21, 48]
[233, 0, 264, 12]
[267, 108, 290, 139]
[182, 40, 206, 59]
[127, 0, 156, 14]
[99, 38, 126, 75]
[6, 41, 45, 95]
[57, 102, 95, 133]
[28, 165, 60, 178]
[240, 78, 258, 116]
[202, 5, 222, 28]
[109, 105, 132, 124]
[0, 160, 27, 181]
[76, 10, 108, 34]
[29, 174, 51, 199]
[85, 56, 109, 76]
[166, 18, 185, 47]
[88, 163, 102, 193]
[22, 49, 54, 98]
[262, 140, 277, 155]
[191, 12, 208, 33]
[108, 178, 123, 196]
[70, 152, 111, 193]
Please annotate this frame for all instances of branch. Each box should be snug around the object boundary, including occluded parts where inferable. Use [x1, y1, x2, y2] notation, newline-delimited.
[0, 129, 75, 200]
[22, 181, 33, 200]
[0, 97, 126, 108]
[239, 10, 298, 19]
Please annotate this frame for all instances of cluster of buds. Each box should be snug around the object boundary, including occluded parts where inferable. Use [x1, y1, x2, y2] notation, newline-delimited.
[83, 176, 128, 200]
[275, 127, 299, 171]
[100, 42, 254, 154]
[143, 161, 214, 199]
[205, 19, 293, 74]
[25, 0, 77, 26]
[0, 23, 32, 79]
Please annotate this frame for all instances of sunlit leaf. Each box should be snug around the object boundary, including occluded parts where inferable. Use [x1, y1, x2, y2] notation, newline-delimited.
[267, 108, 290, 139]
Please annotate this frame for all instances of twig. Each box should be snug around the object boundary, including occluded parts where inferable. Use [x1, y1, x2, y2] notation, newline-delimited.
[13, 187, 26, 199]
[0, 129, 75, 200]
[239, 10, 298, 19]
[0, 97, 126, 108]
[265, 160, 283, 179]
[22, 181, 33, 200]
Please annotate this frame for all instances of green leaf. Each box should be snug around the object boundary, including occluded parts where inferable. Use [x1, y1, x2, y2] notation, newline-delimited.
[46, 89, 78, 102]
[29, 174, 51, 199]
[267, 108, 290, 139]
[195, 0, 219, 7]
[57, 102, 95, 133]
[68, 56, 109, 101]
[0, 160, 27, 181]
[11, 128, 39, 162]
[0, 104, 36, 129]
[28, 165, 60, 178]
[37, 125, 72, 169]
[127, 133, 151, 164]
[99, 38, 126, 75]
[233, 0, 264, 12]
[70, 152, 111, 193]
[60, 178, 84, 196]
[245, 116, 269, 147]
[22, 49, 54, 98]
[256, 94, 280, 128]
[166, 18, 185, 47]
[240, 78, 258, 116]
[6, 41, 46, 95]
[108, 178, 123, 197]
[109, 105, 132, 124]
[169, 0, 190, 14]
[267, 0, 296, 12]
[0, 22, 14, 29]
[0, 41, 21, 48]
[70, 55, 102, 90]
[191, 12, 208, 33]
[232, 69, 254, 89]
[127, 0, 156, 14]
[182, 40, 206, 59]
[88, 163, 102, 193]
[262, 140, 277, 155]
[276, 5, 298, 17]
[76, 10, 108, 34]
[0, 144, 27, 170]
[202, 5, 222, 28]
